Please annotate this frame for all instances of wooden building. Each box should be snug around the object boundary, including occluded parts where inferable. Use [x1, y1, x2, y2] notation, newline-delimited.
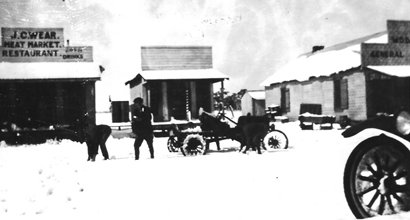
[241, 90, 266, 116]
[261, 20, 410, 122]
[126, 46, 228, 122]
[0, 28, 100, 134]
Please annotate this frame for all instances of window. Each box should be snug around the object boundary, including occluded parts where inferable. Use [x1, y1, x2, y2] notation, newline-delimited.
[281, 87, 290, 113]
[334, 78, 348, 110]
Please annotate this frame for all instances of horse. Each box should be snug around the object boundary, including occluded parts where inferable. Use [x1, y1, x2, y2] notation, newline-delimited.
[197, 109, 270, 154]
[83, 124, 112, 161]
[236, 115, 270, 154]
[63, 114, 112, 161]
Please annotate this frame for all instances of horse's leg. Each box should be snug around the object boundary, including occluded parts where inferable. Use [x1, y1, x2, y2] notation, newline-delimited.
[260, 132, 268, 150]
[89, 141, 99, 162]
[239, 136, 247, 152]
[99, 133, 110, 160]
[254, 135, 262, 154]
[215, 136, 221, 151]
[86, 141, 93, 161]
[90, 152, 97, 162]
[243, 137, 252, 154]
[239, 141, 244, 152]
[99, 144, 109, 160]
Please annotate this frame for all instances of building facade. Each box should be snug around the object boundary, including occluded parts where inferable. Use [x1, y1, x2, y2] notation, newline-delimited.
[126, 46, 228, 122]
[0, 27, 100, 132]
[241, 90, 266, 116]
[262, 20, 410, 121]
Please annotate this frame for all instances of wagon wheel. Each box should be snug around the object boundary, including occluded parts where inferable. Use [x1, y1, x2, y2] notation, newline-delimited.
[262, 130, 288, 151]
[181, 134, 206, 156]
[167, 136, 179, 152]
[344, 135, 410, 218]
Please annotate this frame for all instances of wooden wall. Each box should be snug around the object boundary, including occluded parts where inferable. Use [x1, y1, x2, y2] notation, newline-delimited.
[264, 70, 368, 121]
[129, 81, 145, 105]
[241, 92, 253, 115]
[241, 93, 266, 116]
[141, 46, 213, 70]
[265, 85, 281, 113]
[340, 72, 367, 120]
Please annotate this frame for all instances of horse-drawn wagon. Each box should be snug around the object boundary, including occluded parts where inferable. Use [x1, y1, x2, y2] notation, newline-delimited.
[166, 109, 289, 156]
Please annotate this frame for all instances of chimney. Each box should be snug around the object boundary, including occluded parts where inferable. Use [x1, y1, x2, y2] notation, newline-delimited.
[312, 45, 324, 53]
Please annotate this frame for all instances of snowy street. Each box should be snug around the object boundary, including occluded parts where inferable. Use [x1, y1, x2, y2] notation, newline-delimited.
[1, 122, 410, 220]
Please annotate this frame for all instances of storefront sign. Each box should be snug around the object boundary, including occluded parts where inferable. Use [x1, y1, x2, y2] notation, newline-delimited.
[362, 43, 410, 66]
[362, 20, 410, 66]
[387, 20, 410, 44]
[62, 46, 93, 61]
[0, 27, 92, 62]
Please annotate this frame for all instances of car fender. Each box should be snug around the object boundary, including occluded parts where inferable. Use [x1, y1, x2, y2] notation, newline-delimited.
[344, 127, 410, 152]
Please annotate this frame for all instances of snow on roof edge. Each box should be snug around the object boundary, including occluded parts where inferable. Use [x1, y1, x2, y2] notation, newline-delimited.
[261, 31, 388, 87]
[247, 90, 265, 100]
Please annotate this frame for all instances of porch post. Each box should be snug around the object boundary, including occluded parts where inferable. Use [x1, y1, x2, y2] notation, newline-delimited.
[162, 81, 169, 121]
[190, 81, 197, 118]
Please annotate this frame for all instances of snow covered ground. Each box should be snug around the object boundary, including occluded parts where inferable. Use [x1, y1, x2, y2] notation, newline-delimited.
[1, 122, 410, 220]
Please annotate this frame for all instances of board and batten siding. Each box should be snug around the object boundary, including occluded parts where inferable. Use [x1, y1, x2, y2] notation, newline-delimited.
[299, 80, 335, 115]
[339, 71, 367, 120]
[288, 84, 301, 119]
[129, 83, 145, 105]
[264, 71, 367, 121]
[141, 46, 213, 70]
[265, 85, 281, 110]
[241, 92, 266, 116]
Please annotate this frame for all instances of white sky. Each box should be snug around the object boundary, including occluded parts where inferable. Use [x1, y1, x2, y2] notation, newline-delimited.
[1, 0, 410, 110]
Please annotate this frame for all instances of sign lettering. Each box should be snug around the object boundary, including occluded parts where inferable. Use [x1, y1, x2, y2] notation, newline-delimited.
[0, 27, 92, 62]
[361, 43, 410, 66]
[387, 20, 410, 44]
[362, 20, 410, 66]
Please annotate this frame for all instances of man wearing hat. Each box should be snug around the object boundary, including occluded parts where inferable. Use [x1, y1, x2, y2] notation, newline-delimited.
[131, 97, 154, 160]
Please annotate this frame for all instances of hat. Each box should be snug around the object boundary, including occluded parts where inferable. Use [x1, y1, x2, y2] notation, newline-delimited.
[133, 97, 143, 104]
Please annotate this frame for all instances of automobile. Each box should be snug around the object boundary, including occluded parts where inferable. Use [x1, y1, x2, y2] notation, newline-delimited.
[342, 110, 410, 218]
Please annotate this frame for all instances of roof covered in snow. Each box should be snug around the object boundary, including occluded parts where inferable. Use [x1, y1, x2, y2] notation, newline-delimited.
[0, 62, 101, 80]
[261, 31, 388, 86]
[126, 69, 228, 85]
[246, 90, 265, 100]
[367, 65, 410, 78]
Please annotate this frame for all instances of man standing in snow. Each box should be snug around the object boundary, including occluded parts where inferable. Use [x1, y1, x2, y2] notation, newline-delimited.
[131, 97, 154, 160]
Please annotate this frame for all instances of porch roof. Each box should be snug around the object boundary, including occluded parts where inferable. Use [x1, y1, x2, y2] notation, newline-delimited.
[0, 62, 101, 80]
[126, 68, 229, 85]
